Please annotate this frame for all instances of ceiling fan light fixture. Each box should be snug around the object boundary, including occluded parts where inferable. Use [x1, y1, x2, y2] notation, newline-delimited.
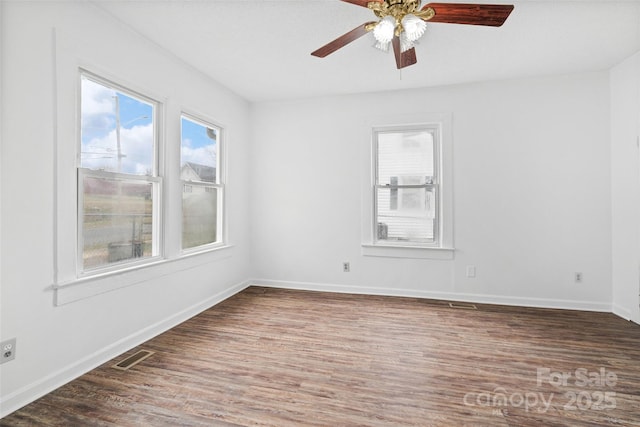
[373, 15, 396, 44]
[399, 32, 415, 52]
[374, 40, 391, 52]
[311, 1, 515, 70]
[401, 13, 427, 42]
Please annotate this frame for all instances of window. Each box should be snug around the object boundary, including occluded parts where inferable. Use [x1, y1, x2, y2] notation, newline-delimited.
[55, 40, 236, 304]
[180, 114, 224, 250]
[374, 126, 439, 246]
[79, 73, 161, 272]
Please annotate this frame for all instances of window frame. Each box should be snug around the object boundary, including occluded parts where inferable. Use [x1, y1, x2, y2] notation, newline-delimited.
[53, 33, 236, 305]
[361, 113, 454, 260]
[373, 124, 441, 247]
[76, 71, 163, 277]
[179, 112, 225, 254]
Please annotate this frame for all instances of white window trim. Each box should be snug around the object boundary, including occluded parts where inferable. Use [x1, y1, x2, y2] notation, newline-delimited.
[52, 29, 236, 305]
[361, 113, 454, 260]
[54, 244, 234, 306]
[179, 112, 226, 255]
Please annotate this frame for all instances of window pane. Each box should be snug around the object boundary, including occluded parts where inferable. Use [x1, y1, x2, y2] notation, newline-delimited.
[376, 187, 435, 243]
[181, 116, 218, 183]
[377, 130, 434, 185]
[80, 76, 154, 176]
[182, 186, 218, 249]
[82, 176, 154, 269]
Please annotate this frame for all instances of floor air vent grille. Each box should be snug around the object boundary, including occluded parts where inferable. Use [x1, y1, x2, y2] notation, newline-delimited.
[448, 302, 478, 310]
[113, 350, 155, 371]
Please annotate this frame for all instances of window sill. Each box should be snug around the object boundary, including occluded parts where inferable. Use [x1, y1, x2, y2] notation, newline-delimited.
[181, 242, 228, 258]
[54, 245, 234, 305]
[361, 244, 455, 260]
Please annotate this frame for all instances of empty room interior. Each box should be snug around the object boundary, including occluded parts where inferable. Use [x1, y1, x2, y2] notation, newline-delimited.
[1, 0, 640, 425]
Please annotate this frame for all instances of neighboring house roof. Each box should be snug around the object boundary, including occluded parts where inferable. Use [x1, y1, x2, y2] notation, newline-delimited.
[181, 162, 216, 183]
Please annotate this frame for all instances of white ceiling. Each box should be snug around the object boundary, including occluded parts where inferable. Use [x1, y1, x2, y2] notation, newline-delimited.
[94, 0, 640, 103]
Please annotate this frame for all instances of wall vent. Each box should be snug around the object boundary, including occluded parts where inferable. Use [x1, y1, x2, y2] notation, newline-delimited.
[448, 302, 478, 310]
[113, 350, 155, 371]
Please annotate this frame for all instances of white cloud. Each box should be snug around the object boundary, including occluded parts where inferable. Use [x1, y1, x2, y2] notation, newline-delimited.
[81, 123, 154, 175]
[181, 144, 217, 168]
[81, 78, 115, 117]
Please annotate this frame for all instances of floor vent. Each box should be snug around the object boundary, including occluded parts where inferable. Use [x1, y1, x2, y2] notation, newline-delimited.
[113, 350, 155, 371]
[448, 302, 478, 310]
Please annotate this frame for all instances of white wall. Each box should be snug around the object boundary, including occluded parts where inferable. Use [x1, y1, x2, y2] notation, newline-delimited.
[0, 0, 630, 417]
[0, 2, 252, 416]
[611, 50, 640, 323]
[250, 72, 613, 310]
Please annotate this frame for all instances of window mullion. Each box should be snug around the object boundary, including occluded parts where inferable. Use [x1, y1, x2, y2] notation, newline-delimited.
[378, 184, 430, 189]
[81, 168, 160, 184]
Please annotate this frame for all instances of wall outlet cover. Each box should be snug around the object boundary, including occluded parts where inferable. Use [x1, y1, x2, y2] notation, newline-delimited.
[1, 338, 16, 364]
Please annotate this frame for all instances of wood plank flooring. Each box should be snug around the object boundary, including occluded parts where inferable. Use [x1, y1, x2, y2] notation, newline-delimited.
[2, 286, 640, 426]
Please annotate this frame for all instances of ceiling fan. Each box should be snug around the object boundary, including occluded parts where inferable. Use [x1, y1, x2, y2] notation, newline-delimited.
[311, 1, 514, 69]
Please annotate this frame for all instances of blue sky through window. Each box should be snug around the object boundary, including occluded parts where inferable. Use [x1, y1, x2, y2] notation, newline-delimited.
[81, 75, 219, 177]
[181, 116, 218, 169]
[80, 76, 154, 175]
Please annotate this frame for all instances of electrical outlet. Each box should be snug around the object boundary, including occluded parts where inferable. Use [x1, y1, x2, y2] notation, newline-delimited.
[466, 265, 476, 278]
[575, 272, 583, 283]
[343, 262, 350, 273]
[1, 338, 16, 364]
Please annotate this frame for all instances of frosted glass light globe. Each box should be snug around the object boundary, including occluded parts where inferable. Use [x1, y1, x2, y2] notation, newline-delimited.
[399, 32, 415, 52]
[401, 14, 427, 41]
[373, 16, 396, 44]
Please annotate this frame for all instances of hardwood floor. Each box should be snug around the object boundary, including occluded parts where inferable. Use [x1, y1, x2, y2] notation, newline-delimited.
[2, 286, 640, 426]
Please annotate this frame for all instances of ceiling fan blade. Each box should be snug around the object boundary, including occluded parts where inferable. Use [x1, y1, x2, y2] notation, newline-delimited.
[311, 22, 375, 58]
[423, 3, 514, 26]
[341, 0, 383, 8]
[392, 37, 417, 69]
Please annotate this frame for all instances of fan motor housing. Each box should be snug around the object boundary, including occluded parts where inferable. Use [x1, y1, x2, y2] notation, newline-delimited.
[370, 0, 433, 22]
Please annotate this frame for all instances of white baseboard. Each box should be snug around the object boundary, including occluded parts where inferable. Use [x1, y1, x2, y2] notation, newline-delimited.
[250, 279, 612, 312]
[612, 303, 633, 321]
[0, 280, 250, 419]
